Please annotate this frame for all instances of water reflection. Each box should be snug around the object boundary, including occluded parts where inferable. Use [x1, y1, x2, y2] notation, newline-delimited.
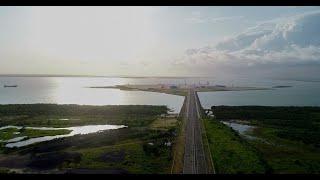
[222, 121, 253, 135]
[222, 121, 257, 140]
[4, 124, 127, 148]
[199, 79, 320, 109]
[0, 77, 184, 113]
[2, 76, 320, 113]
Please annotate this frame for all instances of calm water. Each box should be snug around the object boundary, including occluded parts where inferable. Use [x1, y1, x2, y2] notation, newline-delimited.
[0, 77, 185, 113]
[1, 76, 320, 112]
[222, 121, 257, 140]
[222, 121, 253, 135]
[2, 124, 127, 148]
[199, 78, 320, 109]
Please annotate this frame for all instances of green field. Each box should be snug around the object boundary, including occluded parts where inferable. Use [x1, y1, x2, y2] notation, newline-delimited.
[0, 104, 168, 128]
[203, 117, 268, 173]
[210, 106, 320, 174]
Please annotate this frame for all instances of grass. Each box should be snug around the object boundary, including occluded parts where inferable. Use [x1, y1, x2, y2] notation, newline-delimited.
[149, 117, 177, 131]
[0, 128, 19, 141]
[200, 117, 215, 173]
[203, 117, 268, 174]
[0, 167, 11, 174]
[64, 139, 172, 174]
[212, 106, 320, 174]
[0, 104, 168, 128]
[247, 126, 320, 173]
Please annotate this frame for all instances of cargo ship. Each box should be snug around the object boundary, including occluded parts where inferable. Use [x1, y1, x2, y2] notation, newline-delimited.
[4, 85, 18, 88]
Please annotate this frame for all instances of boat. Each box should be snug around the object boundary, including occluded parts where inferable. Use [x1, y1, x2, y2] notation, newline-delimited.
[272, 85, 292, 88]
[4, 85, 18, 88]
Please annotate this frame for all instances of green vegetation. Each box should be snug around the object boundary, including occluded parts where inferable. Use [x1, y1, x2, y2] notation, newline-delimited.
[0, 104, 177, 174]
[200, 118, 215, 173]
[150, 117, 177, 131]
[0, 167, 11, 174]
[0, 104, 168, 128]
[248, 127, 320, 173]
[9, 128, 175, 174]
[64, 133, 173, 173]
[0, 128, 71, 141]
[203, 117, 268, 173]
[211, 106, 320, 173]
[211, 106, 320, 146]
[0, 128, 71, 153]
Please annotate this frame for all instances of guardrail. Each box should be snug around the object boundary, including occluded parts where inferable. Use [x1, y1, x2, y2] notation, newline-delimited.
[194, 91, 216, 174]
[171, 95, 187, 174]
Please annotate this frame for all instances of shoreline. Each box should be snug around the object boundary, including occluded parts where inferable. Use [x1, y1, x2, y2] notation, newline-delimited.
[88, 84, 270, 97]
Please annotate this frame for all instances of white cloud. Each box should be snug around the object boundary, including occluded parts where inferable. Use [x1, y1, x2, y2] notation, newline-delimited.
[210, 16, 244, 23]
[184, 17, 207, 24]
[184, 14, 244, 24]
[176, 10, 320, 77]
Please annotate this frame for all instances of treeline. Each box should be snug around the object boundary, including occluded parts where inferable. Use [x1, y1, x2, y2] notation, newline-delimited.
[0, 104, 168, 117]
[211, 106, 320, 146]
[211, 106, 320, 129]
[211, 106, 320, 121]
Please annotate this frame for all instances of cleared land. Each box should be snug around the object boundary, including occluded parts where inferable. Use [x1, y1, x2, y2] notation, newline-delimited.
[150, 116, 178, 131]
[0, 104, 179, 174]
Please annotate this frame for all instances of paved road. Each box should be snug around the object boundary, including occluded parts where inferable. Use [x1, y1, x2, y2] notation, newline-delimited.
[182, 89, 209, 174]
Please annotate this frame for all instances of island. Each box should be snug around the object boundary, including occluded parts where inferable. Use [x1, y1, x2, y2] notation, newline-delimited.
[88, 84, 270, 96]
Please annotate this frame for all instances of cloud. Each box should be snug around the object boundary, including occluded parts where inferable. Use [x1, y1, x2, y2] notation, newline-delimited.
[184, 14, 244, 24]
[184, 17, 207, 24]
[210, 16, 244, 23]
[176, 10, 320, 77]
[139, 60, 151, 66]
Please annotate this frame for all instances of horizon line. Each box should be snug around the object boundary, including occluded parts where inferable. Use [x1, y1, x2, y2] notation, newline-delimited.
[0, 73, 215, 79]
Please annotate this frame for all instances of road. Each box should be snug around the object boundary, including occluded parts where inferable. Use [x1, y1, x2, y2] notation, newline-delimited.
[182, 89, 209, 174]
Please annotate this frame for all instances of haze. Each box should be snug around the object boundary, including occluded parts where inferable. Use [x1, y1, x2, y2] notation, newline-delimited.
[1, 6, 320, 79]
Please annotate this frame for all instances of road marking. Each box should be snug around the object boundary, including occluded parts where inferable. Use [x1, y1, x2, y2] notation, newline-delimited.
[194, 90, 216, 174]
[182, 89, 214, 174]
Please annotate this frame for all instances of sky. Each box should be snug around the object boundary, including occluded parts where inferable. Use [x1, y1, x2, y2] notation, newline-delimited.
[1, 6, 320, 79]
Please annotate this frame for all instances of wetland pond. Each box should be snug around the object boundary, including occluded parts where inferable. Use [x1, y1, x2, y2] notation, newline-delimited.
[0, 124, 127, 148]
[221, 121, 257, 140]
